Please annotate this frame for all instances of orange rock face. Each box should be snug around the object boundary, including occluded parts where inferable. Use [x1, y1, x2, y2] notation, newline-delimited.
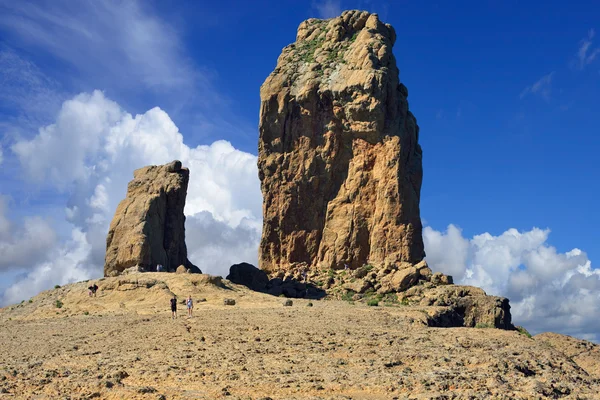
[258, 11, 425, 274]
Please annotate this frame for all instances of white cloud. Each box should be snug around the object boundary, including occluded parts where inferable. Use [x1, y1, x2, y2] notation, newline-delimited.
[2, 90, 261, 305]
[519, 72, 555, 100]
[424, 224, 600, 341]
[0, 147, 3, 165]
[0, 0, 194, 91]
[1, 228, 92, 305]
[575, 28, 600, 69]
[312, 0, 343, 19]
[0, 195, 57, 271]
[186, 212, 260, 278]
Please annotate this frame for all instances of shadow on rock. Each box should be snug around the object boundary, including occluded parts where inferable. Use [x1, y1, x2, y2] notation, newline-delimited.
[226, 263, 326, 299]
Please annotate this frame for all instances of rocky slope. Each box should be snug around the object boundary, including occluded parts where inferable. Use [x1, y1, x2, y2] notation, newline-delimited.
[258, 10, 424, 275]
[104, 160, 199, 276]
[0, 273, 598, 399]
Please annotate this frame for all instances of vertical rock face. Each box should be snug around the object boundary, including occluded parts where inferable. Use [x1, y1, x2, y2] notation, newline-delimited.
[258, 10, 424, 274]
[104, 160, 200, 277]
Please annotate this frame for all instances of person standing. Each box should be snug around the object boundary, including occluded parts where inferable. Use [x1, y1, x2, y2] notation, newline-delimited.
[186, 295, 193, 318]
[170, 295, 177, 319]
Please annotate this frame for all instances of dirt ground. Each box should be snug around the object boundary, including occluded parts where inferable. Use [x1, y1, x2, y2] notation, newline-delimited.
[0, 273, 598, 400]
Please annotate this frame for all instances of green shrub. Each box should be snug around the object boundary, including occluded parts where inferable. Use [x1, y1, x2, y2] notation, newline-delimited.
[367, 299, 379, 307]
[55, 300, 63, 309]
[382, 293, 399, 304]
[54, 285, 61, 289]
[28, 299, 33, 303]
[474, 322, 494, 329]
[363, 264, 374, 272]
[516, 325, 532, 338]
[341, 290, 356, 302]
[84, 311, 89, 316]
[307, 302, 313, 307]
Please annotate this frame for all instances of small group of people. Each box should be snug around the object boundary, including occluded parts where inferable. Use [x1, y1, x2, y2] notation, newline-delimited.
[88, 284, 98, 297]
[156, 263, 164, 272]
[170, 294, 194, 319]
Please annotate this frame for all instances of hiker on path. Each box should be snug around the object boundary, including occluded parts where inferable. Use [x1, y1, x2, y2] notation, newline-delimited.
[170, 295, 178, 319]
[187, 295, 193, 318]
[88, 284, 98, 297]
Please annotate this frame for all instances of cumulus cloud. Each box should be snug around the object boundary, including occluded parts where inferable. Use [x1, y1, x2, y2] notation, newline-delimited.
[1, 228, 92, 305]
[519, 72, 554, 100]
[424, 224, 600, 341]
[1, 90, 261, 305]
[186, 212, 261, 278]
[0, 195, 57, 271]
[575, 28, 600, 69]
[313, 0, 343, 19]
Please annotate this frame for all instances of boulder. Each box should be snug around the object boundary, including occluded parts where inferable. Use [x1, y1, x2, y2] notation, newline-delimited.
[415, 260, 432, 279]
[431, 272, 453, 285]
[413, 285, 512, 329]
[378, 267, 419, 293]
[226, 263, 269, 292]
[176, 265, 189, 274]
[122, 265, 144, 275]
[418, 267, 432, 280]
[104, 161, 200, 276]
[267, 286, 283, 297]
[343, 279, 371, 294]
[258, 10, 425, 276]
[223, 298, 236, 306]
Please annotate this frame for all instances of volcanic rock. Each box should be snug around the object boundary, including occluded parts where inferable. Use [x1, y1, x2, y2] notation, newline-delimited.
[407, 285, 512, 329]
[258, 10, 424, 274]
[226, 263, 269, 292]
[104, 161, 200, 276]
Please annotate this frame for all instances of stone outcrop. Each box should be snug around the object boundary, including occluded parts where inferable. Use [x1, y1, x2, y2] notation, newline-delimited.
[254, 10, 513, 329]
[104, 161, 200, 277]
[258, 10, 424, 274]
[226, 263, 326, 299]
[226, 263, 269, 292]
[412, 285, 512, 329]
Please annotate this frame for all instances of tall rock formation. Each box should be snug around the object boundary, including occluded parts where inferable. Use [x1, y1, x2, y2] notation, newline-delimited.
[104, 160, 200, 277]
[258, 11, 424, 274]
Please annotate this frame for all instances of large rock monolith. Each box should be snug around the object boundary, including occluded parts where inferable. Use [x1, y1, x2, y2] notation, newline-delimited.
[258, 10, 424, 274]
[104, 160, 200, 277]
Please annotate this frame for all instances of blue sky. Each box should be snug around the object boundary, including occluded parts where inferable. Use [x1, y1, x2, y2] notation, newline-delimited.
[0, 0, 598, 340]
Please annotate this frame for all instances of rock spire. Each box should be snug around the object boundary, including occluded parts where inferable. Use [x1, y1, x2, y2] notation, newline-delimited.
[104, 160, 199, 276]
[258, 10, 424, 274]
